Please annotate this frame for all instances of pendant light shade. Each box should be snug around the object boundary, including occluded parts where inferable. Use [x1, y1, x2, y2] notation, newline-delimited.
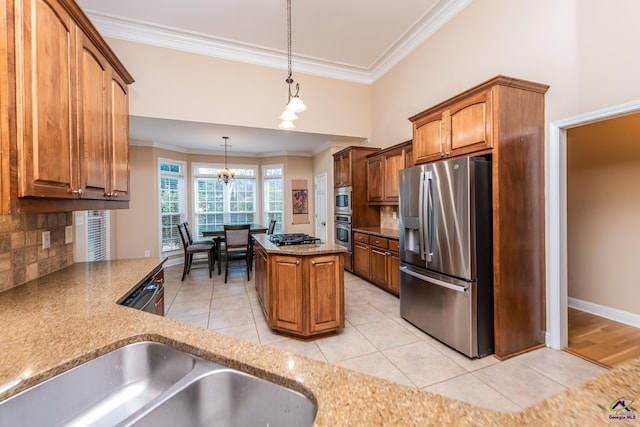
[278, 0, 307, 129]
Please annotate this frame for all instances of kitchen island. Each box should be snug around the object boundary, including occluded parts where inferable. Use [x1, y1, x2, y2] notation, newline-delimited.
[253, 235, 346, 338]
[0, 258, 639, 426]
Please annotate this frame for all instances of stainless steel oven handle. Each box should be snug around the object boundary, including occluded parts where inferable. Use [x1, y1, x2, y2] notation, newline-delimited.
[400, 266, 468, 293]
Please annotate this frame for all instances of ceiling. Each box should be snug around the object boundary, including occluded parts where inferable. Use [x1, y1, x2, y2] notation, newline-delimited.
[76, 0, 470, 156]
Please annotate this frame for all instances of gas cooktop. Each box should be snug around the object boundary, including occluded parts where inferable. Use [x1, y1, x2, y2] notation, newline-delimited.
[268, 233, 321, 246]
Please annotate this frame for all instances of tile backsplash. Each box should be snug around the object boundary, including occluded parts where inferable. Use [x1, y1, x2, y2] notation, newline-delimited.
[0, 213, 74, 292]
[380, 206, 399, 230]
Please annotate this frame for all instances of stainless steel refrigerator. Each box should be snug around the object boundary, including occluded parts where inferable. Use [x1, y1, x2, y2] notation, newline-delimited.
[399, 155, 493, 358]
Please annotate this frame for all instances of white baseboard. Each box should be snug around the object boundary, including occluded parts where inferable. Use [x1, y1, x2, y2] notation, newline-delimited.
[568, 297, 640, 328]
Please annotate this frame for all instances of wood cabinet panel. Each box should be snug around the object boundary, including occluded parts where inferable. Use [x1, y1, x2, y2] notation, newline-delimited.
[383, 151, 403, 202]
[353, 232, 369, 244]
[77, 32, 108, 199]
[449, 90, 493, 155]
[369, 246, 388, 287]
[109, 73, 130, 200]
[413, 114, 444, 164]
[309, 255, 343, 333]
[271, 256, 303, 333]
[353, 242, 370, 278]
[366, 155, 383, 202]
[17, 0, 76, 199]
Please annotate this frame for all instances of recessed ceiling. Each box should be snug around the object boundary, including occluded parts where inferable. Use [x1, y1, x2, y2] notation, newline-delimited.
[76, 0, 470, 155]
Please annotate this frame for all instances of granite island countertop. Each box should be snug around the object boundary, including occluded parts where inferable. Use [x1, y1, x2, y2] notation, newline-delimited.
[253, 234, 347, 256]
[0, 258, 639, 426]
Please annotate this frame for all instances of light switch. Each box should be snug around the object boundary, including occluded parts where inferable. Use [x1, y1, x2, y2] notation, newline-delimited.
[65, 226, 73, 244]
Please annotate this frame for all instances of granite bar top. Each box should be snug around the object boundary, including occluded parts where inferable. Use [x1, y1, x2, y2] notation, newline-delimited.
[253, 234, 347, 256]
[352, 226, 400, 240]
[0, 258, 639, 425]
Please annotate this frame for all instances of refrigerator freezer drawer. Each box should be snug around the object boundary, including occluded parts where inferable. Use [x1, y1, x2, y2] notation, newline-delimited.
[400, 266, 479, 357]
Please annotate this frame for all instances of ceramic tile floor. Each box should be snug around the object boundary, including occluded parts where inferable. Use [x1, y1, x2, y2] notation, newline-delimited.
[163, 263, 607, 412]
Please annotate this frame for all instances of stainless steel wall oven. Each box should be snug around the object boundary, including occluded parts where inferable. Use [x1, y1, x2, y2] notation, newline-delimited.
[334, 214, 352, 252]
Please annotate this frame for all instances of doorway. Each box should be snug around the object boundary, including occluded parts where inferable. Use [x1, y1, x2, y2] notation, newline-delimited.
[548, 100, 640, 358]
[314, 173, 328, 242]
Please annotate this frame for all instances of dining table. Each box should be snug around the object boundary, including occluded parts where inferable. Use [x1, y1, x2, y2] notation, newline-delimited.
[201, 223, 268, 274]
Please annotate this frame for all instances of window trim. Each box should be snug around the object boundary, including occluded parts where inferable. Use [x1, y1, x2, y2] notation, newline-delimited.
[158, 157, 187, 256]
[262, 163, 284, 234]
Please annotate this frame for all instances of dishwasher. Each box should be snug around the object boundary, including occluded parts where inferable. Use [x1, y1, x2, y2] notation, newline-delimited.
[121, 277, 161, 314]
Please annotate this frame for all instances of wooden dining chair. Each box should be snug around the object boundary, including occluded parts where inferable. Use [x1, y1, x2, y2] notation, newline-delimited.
[177, 223, 215, 281]
[222, 224, 251, 283]
[267, 219, 277, 235]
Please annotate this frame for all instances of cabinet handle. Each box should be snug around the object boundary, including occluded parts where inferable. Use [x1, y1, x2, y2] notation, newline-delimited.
[112, 192, 118, 198]
[311, 260, 315, 265]
[296, 260, 300, 265]
[68, 189, 83, 196]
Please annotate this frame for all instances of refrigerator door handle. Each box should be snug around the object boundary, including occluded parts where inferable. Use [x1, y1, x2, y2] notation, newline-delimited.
[424, 171, 433, 262]
[418, 170, 426, 261]
[400, 265, 468, 293]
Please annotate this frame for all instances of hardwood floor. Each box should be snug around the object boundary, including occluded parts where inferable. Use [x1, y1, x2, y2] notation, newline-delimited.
[566, 308, 640, 368]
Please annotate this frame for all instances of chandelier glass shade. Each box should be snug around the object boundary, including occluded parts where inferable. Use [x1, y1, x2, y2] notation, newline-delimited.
[216, 136, 235, 184]
[278, 0, 306, 129]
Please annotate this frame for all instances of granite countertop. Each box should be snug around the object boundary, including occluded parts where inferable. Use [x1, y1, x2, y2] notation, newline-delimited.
[0, 258, 638, 425]
[352, 226, 400, 240]
[254, 234, 347, 256]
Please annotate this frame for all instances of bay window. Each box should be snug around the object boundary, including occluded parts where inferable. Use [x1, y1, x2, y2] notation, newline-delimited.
[159, 159, 186, 254]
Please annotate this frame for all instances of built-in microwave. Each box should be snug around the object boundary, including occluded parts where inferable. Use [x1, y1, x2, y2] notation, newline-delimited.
[335, 186, 352, 215]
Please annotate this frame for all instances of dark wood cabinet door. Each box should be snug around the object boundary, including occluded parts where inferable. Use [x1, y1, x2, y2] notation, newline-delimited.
[353, 242, 370, 279]
[309, 255, 343, 333]
[77, 32, 109, 199]
[17, 0, 77, 198]
[369, 246, 388, 287]
[108, 72, 130, 201]
[271, 256, 303, 333]
[448, 89, 493, 156]
[413, 112, 444, 164]
[366, 155, 383, 202]
[383, 151, 403, 202]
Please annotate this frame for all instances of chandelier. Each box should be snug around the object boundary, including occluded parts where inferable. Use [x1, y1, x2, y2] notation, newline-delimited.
[216, 136, 235, 185]
[278, 0, 306, 130]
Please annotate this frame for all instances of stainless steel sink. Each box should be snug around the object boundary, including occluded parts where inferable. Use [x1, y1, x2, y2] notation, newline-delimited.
[0, 342, 317, 427]
[0, 342, 197, 427]
[130, 369, 317, 427]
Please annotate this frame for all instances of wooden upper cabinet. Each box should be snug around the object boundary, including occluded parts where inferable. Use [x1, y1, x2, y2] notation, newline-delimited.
[0, 0, 134, 213]
[109, 72, 130, 201]
[411, 88, 493, 164]
[448, 90, 493, 156]
[413, 112, 444, 164]
[333, 151, 351, 188]
[77, 31, 109, 199]
[365, 140, 411, 204]
[366, 155, 383, 202]
[16, 0, 77, 199]
[383, 150, 403, 202]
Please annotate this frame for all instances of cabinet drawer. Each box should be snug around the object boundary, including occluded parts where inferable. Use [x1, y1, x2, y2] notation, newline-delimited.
[353, 232, 369, 244]
[389, 239, 399, 252]
[370, 236, 388, 249]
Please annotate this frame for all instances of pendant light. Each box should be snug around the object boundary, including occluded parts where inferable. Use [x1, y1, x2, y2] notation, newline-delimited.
[216, 136, 235, 184]
[278, 0, 306, 130]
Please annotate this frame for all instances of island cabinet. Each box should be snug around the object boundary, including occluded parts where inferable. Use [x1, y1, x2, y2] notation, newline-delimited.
[254, 236, 345, 338]
[0, 0, 134, 213]
[410, 75, 550, 359]
[352, 230, 400, 296]
[366, 140, 412, 205]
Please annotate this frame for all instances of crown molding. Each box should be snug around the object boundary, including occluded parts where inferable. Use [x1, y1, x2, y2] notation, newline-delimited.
[83, 0, 470, 85]
[131, 140, 315, 158]
[369, 0, 472, 81]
